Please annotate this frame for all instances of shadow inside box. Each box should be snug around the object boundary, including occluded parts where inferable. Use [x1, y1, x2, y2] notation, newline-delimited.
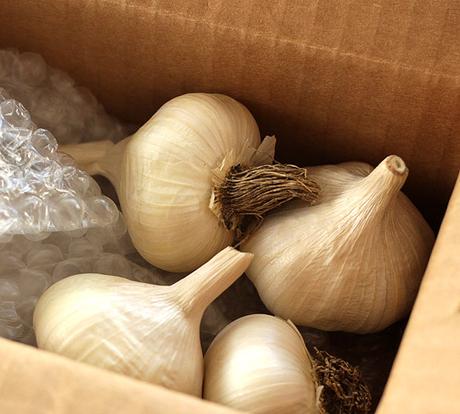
[321, 321, 406, 413]
[94, 175, 120, 208]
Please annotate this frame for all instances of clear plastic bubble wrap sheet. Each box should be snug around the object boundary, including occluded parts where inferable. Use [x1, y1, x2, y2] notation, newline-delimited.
[0, 89, 121, 238]
[0, 230, 160, 345]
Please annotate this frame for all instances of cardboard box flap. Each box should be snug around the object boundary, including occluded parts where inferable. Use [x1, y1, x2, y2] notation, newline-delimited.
[1, 1, 459, 224]
[0, 337, 240, 414]
[377, 174, 460, 413]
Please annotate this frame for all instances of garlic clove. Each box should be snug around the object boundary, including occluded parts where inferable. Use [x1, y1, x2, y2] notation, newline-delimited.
[33, 247, 253, 396]
[242, 156, 435, 333]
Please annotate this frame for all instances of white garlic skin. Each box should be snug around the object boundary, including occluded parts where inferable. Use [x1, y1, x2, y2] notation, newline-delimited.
[34, 274, 203, 395]
[204, 314, 319, 414]
[242, 156, 435, 333]
[101, 93, 261, 272]
[33, 247, 253, 396]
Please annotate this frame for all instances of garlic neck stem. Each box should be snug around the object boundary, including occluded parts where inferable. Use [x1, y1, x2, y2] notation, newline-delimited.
[173, 247, 253, 317]
[60, 138, 129, 189]
[60, 140, 114, 173]
[210, 163, 320, 240]
[354, 155, 408, 213]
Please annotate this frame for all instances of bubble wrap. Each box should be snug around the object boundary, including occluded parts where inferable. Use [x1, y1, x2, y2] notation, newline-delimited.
[0, 50, 226, 347]
[0, 90, 120, 237]
[0, 49, 128, 144]
[0, 93, 225, 346]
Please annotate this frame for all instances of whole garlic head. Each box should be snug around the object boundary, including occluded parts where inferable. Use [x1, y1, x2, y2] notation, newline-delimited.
[33, 247, 253, 396]
[242, 156, 435, 333]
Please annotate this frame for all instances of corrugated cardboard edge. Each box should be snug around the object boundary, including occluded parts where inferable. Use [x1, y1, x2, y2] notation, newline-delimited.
[0, 338, 241, 414]
[377, 172, 460, 413]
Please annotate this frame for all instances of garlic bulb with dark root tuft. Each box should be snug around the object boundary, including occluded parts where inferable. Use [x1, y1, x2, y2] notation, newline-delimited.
[242, 156, 434, 333]
[204, 314, 371, 414]
[60, 93, 319, 272]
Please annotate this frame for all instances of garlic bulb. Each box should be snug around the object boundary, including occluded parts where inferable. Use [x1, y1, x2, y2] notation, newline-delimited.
[242, 156, 435, 333]
[204, 314, 371, 414]
[60, 93, 319, 272]
[33, 247, 253, 396]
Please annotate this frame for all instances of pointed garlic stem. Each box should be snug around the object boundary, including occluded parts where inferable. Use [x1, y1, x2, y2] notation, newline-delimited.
[60, 140, 114, 172]
[173, 247, 253, 316]
[354, 155, 408, 214]
[60, 139, 129, 188]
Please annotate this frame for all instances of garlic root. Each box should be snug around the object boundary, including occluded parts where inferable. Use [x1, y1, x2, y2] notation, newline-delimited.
[210, 163, 320, 241]
[312, 349, 371, 414]
[33, 247, 253, 396]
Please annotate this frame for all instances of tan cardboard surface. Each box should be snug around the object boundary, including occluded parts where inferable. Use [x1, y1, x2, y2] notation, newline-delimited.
[0, 1, 459, 413]
[377, 174, 460, 413]
[1, 1, 459, 224]
[0, 338, 240, 414]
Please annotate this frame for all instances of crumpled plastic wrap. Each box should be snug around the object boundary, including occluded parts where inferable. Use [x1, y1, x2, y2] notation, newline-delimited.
[0, 89, 120, 238]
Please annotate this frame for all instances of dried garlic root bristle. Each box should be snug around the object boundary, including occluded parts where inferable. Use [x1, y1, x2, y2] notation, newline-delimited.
[211, 163, 320, 242]
[312, 348, 371, 414]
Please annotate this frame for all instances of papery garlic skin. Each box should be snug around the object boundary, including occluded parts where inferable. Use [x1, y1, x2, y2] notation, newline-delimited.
[34, 247, 253, 396]
[242, 156, 435, 333]
[204, 314, 319, 414]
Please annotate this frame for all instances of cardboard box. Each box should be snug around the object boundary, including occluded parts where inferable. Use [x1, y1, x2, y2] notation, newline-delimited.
[0, 1, 459, 412]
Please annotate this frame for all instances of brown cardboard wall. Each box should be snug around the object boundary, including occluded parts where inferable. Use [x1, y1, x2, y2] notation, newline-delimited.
[1, 1, 459, 225]
[0, 2, 459, 413]
[0, 338, 240, 414]
[377, 175, 460, 413]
